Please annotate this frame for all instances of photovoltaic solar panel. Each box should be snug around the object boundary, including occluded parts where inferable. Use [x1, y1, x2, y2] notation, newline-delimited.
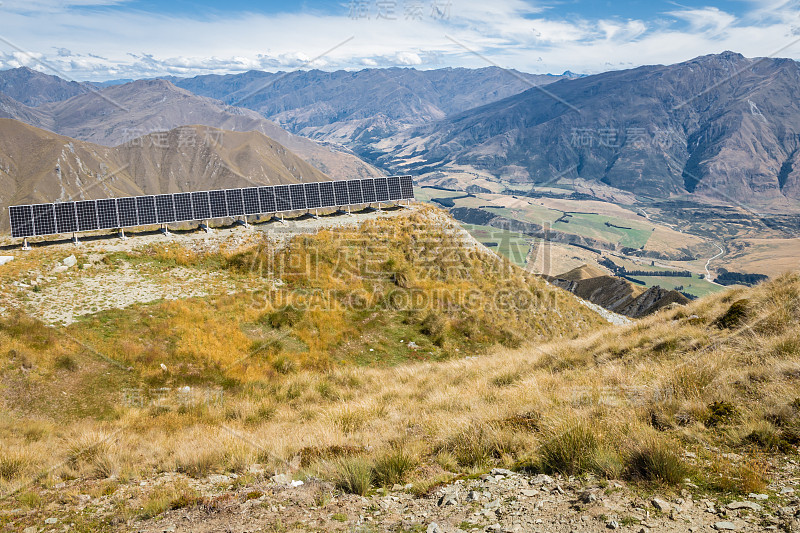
[209, 190, 227, 218]
[33, 204, 56, 236]
[55, 202, 77, 234]
[225, 189, 245, 216]
[10, 205, 34, 238]
[155, 194, 176, 223]
[347, 180, 363, 204]
[289, 184, 306, 210]
[173, 193, 193, 222]
[9, 177, 414, 241]
[399, 176, 414, 199]
[374, 177, 390, 202]
[191, 191, 211, 220]
[333, 180, 349, 206]
[305, 183, 321, 209]
[319, 182, 336, 208]
[274, 185, 291, 211]
[243, 188, 260, 215]
[117, 197, 137, 227]
[75, 201, 99, 232]
[259, 186, 276, 213]
[387, 176, 402, 201]
[361, 179, 377, 203]
[136, 196, 157, 225]
[96, 199, 119, 229]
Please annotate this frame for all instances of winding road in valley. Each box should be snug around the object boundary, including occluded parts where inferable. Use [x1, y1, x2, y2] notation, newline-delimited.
[705, 242, 725, 284]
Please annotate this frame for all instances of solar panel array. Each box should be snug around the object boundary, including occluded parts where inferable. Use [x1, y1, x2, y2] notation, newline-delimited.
[9, 176, 415, 239]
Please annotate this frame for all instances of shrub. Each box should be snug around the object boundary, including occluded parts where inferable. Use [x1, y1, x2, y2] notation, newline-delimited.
[624, 439, 689, 485]
[441, 423, 514, 469]
[705, 400, 737, 428]
[54, 354, 78, 371]
[331, 457, 373, 496]
[0, 449, 30, 480]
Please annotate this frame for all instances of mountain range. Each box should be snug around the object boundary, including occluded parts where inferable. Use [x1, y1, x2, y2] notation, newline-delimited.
[4, 54, 800, 211]
[0, 71, 379, 180]
[373, 52, 800, 211]
[163, 67, 573, 145]
[0, 119, 326, 231]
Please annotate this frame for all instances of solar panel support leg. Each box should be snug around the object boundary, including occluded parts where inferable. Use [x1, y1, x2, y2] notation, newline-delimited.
[238, 216, 249, 228]
[311, 209, 319, 219]
[21, 238, 31, 251]
[280, 213, 286, 225]
[160, 224, 171, 236]
[118, 228, 128, 240]
[200, 221, 212, 233]
[71, 233, 80, 245]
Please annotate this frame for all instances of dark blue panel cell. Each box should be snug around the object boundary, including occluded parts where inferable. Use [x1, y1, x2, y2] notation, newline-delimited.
[10, 205, 34, 238]
[75, 200, 99, 232]
[289, 184, 306, 210]
[117, 197, 137, 227]
[136, 196, 157, 225]
[32, 204, 56, 236]
[259, 186, 276, 213]
[319, 182, 336, 208]
[274, 185, 291, 211]
[399, 175, 414, 199]
[361, 179, 376, 203]
[173, 193, 193, 222]
[387, 176, 402, 200]
[155, 194, 176, 223]
[347, 180, 363, 204]
[225, 189, 245, 216]
[209, 190, 227, 218]
[304, 182, 321, 209]
[191, 191, 211, 220]
[243, 187, 260, 215]
[96, 198, 119, 229]
[374, 177, 390, 202]
[333, 181, 349, 206]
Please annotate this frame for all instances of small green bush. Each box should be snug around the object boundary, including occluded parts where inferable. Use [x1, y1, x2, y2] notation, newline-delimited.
[373, 447, 418, 486]
[624, 440, 689, 485]
[705, 400, 737, 428]
[538, 424, 599, 476]
[715, 299, 750, 329]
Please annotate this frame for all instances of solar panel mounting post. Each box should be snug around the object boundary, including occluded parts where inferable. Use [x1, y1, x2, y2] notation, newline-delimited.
[160, 224, 171, 236]
[71, 233, 80, 245]
[199, 220, 212, 233]
[118, 228, 127, 240]
[21, 237, 31, 251]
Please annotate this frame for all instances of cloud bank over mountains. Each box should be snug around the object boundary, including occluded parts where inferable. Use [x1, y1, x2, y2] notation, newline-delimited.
[1, 0, 800, 80]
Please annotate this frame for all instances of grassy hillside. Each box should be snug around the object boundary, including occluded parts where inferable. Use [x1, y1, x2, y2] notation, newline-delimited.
[1, 209, 798, 531]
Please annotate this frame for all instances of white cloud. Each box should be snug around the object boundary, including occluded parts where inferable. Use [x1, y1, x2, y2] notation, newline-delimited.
[0, 1, 799, 80]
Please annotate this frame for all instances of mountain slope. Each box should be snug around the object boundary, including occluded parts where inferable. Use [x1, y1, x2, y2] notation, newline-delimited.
[165, 67, 572, 145]
[0, 118, 328, 230]
[0, 67, 91, 106]
[379, 52, 800, 211]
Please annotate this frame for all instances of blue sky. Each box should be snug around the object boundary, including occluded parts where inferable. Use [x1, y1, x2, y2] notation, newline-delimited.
[1, 0, 799, 80]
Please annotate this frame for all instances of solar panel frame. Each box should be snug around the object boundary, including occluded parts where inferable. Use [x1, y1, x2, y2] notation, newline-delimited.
[333, 180, 350, 206]
[135, 196, 157, 226]
[96, 198, 119, 230]
[347, 180, 364, 204]
[225, 189, 245, 216]
[319, 182, 336, 208]
[360, 179, 377, 203]
[117, 197, 138, 228]
[274, 185, 291, 211]
[10, 205, 34, 238]
[32, 203, 56, 236]
[75, 200, 99, 232]
[387, 176, 402, 201]
[173, 193, 193, 222]
[155, 194, 176, 224]
[374, 177, 390, 202]
[242, 188, 260, 215]
[191, 191, 211, 220]
[289, 184, 306, 211]
[9, 177, 414, 241]
[258, 186, 276, 213]
[399, 175, 414, 199]
[209, 190, 227, 219]
[304, 182, 321, 209]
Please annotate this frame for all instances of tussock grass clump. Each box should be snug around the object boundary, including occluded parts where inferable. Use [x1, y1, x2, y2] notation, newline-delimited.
[139, 483, 203, 519]
[537, 423, 599, 477]
[373, 446, 419, 486]
[0, 449, 31, 481]
[624, 439, 690, 484]
[174, 445, 223, 478]
[331, 456, 373, 496]
[440, 422, 521, 469]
